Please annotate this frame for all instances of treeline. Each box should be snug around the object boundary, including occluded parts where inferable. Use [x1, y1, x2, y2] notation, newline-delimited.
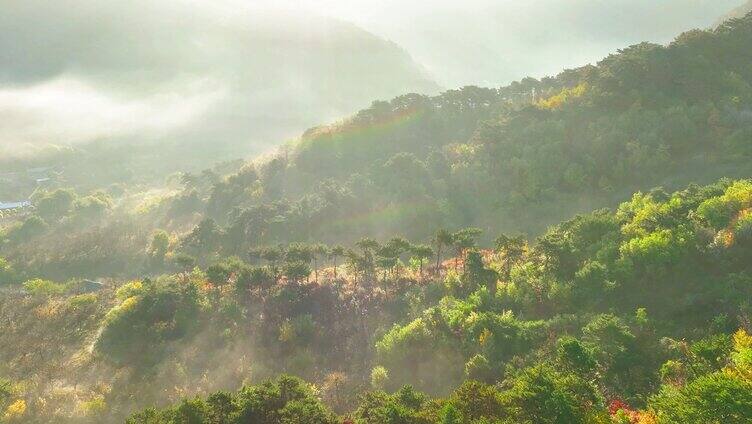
[171, 223, 483, 282]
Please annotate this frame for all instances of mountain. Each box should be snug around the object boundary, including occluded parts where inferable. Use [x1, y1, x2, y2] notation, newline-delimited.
[0, 1, 439, 172]
[3, 8, 752, 424]
[4, 12, 752, 282]
[161, 12, 752, 252]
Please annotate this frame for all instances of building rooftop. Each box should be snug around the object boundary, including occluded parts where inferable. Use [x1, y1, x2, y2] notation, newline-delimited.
[0, 201, 31, 210]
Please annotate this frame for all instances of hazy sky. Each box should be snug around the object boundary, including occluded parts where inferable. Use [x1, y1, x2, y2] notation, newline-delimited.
[0, 0, 745, 155]
[278, 0, 744, 87]
[0, 0, 435, 154]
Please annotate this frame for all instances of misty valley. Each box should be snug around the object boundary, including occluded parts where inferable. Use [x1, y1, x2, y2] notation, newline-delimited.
[2, 2, 752, 424]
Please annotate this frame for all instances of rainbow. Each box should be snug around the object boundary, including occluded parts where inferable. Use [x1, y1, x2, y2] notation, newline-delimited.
[301, 104, 427, 147]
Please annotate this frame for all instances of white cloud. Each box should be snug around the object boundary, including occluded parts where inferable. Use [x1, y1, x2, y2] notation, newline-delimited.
[0, 76, 226, 146]
[0, 0, 438, 154]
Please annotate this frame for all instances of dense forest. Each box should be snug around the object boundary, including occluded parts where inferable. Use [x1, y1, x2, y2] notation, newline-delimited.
[2, 9, 752, 424]
[2, 178, 751, 423]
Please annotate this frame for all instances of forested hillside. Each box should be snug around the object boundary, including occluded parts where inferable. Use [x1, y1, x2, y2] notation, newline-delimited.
[2, 10, 752, 424]
[5, 14, 752, 282]
[153, 12, 752, 249]
[2, 179, 752, 422]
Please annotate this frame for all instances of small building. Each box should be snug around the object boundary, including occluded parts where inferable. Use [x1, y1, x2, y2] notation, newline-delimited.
[0, 201, 32, 211]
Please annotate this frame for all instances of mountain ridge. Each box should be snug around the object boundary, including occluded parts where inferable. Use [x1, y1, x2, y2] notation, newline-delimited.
[0, 1, 439, 170]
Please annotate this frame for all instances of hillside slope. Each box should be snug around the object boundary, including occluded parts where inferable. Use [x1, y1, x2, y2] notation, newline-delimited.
[161, 12, 752, 252]
[4, 15, 752, 285]
[2, 178, 752, 422]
